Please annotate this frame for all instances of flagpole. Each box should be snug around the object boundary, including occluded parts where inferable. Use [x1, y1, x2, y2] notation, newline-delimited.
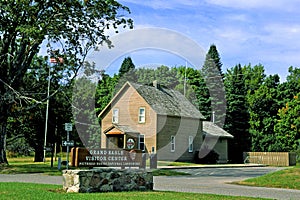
[43, 62, 51, 162]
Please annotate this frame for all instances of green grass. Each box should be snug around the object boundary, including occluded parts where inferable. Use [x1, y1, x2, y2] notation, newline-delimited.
[157, 161, 198, 166]
[0, 182, 268, 200]
[1, 157, 190, 177]
[151, 169, 190, 176]
[0, 156, 63, 175]
[235, 166, 300, 190]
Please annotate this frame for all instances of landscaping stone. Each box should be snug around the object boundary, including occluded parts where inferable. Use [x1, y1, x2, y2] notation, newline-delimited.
[63, 168, 153, 193]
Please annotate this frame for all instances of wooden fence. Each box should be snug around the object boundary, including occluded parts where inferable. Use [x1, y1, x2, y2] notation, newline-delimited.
[243, 152, 297, 166]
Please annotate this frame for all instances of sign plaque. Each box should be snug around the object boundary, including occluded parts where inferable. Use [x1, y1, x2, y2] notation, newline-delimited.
[72, 148, 143, 168]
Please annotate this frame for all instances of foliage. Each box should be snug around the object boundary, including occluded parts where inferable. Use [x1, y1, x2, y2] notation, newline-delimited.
[118, 56, 136, 76]
[95, 73, 119, 115]
[242, 64, 266, 96]
[224, 64, 250, 163]
[0, 0, 133, 164]
[72, 77, 101, 149]
[202, 44, 226, 126]
[274, 93, 300, 152]
[248, 75, 281, 152]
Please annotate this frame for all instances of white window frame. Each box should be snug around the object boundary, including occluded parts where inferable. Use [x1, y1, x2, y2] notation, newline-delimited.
[171, 136, 175, 152]
[138, 107, 146, 123]
[112, 108, 119, 123]
[139, 134, 145, 151]
[188, 136, 193, 153]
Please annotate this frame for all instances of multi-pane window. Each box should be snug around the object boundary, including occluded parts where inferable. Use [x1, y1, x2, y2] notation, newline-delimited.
[112, 108, 119, 123]
[188, 136, 193, 152]
[139, 134, 145, 151]
[171, 136, 175, 152]
[138, 107, 146, 123]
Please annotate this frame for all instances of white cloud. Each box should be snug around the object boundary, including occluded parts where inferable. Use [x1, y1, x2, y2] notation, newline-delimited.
[206, 0, 299, 11]
[120, 0, 201, 10]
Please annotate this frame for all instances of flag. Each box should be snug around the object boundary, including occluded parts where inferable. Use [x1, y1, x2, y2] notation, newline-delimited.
[50, 57, 64, 63]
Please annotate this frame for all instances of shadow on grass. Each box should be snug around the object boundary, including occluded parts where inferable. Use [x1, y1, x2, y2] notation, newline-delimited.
[0, 163, 62, 175]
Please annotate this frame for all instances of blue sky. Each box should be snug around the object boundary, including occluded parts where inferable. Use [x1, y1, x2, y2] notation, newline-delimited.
[99, 0, 300, 82]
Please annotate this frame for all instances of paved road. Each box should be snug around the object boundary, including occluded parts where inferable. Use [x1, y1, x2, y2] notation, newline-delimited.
[1, 167, 300, 199]
[0, 173, 63, 185]
[154, 167, 300, 200]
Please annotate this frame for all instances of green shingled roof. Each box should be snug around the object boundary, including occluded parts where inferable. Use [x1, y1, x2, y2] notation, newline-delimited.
[203, 121, 234, 138]
[129, 82, 205, 119]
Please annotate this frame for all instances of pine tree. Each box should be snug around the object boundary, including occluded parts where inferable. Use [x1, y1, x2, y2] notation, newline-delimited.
[202, 44, 226, 126]
[206, 44, 223, 76]
[118, 57, 136, 76]
[116, 57, 136, 92]
[224, 64, 250, 163]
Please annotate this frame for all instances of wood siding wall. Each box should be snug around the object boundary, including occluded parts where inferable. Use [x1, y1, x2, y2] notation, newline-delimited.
[101, 85, 157, 152]
[202, 137, 229, 163]
[156, 115, 203, 161]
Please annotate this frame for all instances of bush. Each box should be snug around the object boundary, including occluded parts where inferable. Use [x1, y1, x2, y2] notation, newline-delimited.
[194, 150, 219, 164]
[6, 137, 33, 157]
[295, 148, 300, 163]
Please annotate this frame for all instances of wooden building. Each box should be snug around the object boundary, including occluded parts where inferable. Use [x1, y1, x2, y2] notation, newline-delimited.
[98, 81, 233, 162]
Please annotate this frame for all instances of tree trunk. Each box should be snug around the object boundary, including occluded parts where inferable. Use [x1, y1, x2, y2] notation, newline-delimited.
[0, 117, 9, 165]
[34, 145, 44, 162]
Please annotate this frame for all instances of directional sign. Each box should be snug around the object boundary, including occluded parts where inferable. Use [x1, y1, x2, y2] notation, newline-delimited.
[43, 147, 52, 151]
[65, 123, 72, 131]
[62, 140, 74, 147]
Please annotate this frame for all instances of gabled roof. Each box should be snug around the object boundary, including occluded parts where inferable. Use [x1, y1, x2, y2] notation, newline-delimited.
[104, 124, 139, 135]
[99, 81, 205, 120]
[203, 121, 234, 138]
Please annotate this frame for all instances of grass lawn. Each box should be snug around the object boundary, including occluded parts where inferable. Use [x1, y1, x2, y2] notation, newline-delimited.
[0, 182, 268, 200]
[0, 156, 64, 175]
[0, 156, 190, 176]
[235, 165, 300, 190]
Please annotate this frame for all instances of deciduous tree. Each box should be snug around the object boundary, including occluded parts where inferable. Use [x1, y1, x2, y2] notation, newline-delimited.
[0, 0, 132, 164]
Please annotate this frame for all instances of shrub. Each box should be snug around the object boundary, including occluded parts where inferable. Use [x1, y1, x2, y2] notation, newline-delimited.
[194, 150, 219, 164]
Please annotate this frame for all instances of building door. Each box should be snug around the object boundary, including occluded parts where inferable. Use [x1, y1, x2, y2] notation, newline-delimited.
[107, 135, 124, 149]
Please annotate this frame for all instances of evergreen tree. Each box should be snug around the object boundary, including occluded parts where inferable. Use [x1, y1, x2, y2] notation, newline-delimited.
[206, 44, 223, 76]
[174, 66, 210, 119]
[116, 57, 136, 92]
[224, 64, 250, 163]
[202, 44, 226, 127]
[118, 57, 136, 76]
[95, 72, 119, 115]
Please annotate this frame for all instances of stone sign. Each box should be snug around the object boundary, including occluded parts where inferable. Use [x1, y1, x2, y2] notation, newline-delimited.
[71, 147, 144, 168]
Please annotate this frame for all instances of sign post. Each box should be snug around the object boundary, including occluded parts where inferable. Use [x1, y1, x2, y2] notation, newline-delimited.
[64, 123, 72, 169]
